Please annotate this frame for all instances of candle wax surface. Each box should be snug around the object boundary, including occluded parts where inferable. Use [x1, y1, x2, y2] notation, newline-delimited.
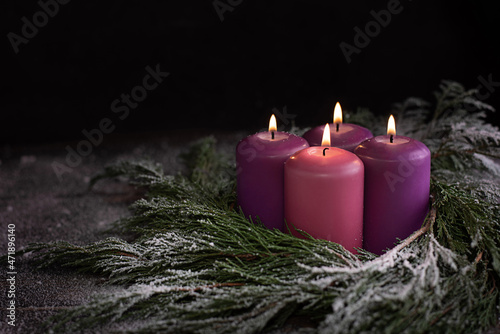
[354, 135, 431, 255]
[302, 123, 373, 152]
[285, 147, 364, 253]
[236, 131, 309, 231]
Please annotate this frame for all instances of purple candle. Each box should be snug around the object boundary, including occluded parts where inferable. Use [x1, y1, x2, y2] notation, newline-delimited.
[303, 102, 373, 152]
[354, 115, 431, 255]
[236, 115, 309, 231]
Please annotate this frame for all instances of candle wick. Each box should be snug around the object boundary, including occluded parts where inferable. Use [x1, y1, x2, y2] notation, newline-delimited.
[271, 131, 275, 140]
[390, 134, 394, 143]
[323, 148, 329, 156]
[336, 123, 339, 132]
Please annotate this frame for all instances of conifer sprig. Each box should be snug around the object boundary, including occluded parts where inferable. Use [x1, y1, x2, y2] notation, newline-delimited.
[17, 80, 500, 333]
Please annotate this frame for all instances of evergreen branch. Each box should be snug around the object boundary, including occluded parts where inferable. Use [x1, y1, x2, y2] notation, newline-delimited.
[89, 159, 164, 189]
[430, 178, 500, 274]
[16, 80, 500, 333]
[384, 206, 435, 255]
[393, 81, 500, 176]
[26, 171, 500, 333]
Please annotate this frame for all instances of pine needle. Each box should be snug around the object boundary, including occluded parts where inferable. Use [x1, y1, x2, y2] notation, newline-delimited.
[16, 80, 500, 333]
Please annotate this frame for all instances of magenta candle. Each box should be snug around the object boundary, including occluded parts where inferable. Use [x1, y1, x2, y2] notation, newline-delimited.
[284, 124, 364, 253]
[236, 115, 309, 231]
[354, 115, 431, 255]
[302, 103, 373, 152]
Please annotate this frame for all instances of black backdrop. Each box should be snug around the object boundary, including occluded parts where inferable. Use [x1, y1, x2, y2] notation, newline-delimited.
[1, 0, 499, 144]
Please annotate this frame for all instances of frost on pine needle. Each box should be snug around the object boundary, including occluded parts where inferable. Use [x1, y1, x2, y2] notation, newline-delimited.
[17, 80, 500, 333]
[318, 236, 494, 334]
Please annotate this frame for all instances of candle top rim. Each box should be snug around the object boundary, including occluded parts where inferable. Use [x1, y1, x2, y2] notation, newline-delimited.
[302, 124, 373, 151]
[363, 134, 414, 144]
[286, 146, 364, 174]
[299, 146, 361, 159]
[243, 130, 303, 139]
[354, 135, 430, 161]
[374, 135, 411, 144]
[303, 123, 373, 138]
[237, 130, 309, 157]
[307, 122, 372, 132]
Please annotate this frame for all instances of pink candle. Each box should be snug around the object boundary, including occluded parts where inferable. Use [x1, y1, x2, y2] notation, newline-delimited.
[354, 115, 431, 255]
[285, 124, 364, 253]
[303, 102, 373, 152]
[237, 115, 309, 231]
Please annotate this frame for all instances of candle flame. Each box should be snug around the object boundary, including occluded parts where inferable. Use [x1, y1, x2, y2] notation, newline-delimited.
[269, 114, 277, 132]
[387, 115, 396, 136]
[321, 123, 331, 146]
[333, 102, 343, 124]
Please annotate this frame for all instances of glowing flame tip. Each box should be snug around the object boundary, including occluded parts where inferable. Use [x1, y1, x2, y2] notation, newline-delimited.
[387, 115, 396, 136]
[269, 114, 277, 132]
[321, 123, 331, 147]
[334, 102, 343, 124]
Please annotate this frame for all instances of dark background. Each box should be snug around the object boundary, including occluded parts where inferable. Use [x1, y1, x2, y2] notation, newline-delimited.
[1, 0, 499, 145]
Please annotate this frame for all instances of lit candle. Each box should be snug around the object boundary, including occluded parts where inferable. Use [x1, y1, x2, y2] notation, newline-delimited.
[302, 102, 373, 151]
[284, 124, 364, 253]
[354, 115, 431, 255]
[236, 115, 309, 231]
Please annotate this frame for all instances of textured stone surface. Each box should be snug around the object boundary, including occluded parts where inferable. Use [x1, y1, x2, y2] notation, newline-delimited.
[1, 130, 499, 333]
[0, 130, 241, 333]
